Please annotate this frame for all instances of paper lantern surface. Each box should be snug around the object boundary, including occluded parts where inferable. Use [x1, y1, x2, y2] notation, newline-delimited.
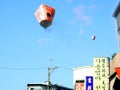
[34, 4, 55, 28]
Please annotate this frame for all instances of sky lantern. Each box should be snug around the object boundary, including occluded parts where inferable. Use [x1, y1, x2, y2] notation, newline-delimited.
[34, 4, 55, 28]
[91, 35, 96, 40]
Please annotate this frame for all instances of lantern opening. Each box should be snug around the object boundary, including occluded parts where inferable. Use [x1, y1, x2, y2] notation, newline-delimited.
[47, 13, 51, 17]
[40, 20, 52, 28]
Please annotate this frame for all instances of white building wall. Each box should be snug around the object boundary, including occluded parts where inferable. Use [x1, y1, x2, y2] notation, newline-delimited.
[73, 66, 94, 86]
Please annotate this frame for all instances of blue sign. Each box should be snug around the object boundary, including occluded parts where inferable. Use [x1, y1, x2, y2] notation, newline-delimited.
[86, 76, 93, 90]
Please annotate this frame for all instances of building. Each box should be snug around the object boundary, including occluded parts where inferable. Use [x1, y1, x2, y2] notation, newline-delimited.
[111, 1, 120, 90]
[73, 66, 94, 90]
[27, 83, 73, 90]
[73, 57, 110, 90]
[113, 2, 120, 48]
[110, 52, 120, 90]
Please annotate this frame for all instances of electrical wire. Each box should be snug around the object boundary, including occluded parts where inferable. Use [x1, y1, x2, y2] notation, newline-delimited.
[0, 66, 72, 71]
[0, 66, 46, 70]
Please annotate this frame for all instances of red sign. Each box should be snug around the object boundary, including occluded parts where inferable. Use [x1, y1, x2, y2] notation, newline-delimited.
[76, 82, 84, 90]
[115, 67, 120, 78]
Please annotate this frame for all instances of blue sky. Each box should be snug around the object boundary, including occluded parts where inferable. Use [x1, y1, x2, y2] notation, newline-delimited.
[0, 0, 119, 90]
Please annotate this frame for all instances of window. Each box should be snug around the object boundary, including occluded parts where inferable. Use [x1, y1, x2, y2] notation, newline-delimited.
[30, 87, 42, 90]
[30, 88, 34, 90]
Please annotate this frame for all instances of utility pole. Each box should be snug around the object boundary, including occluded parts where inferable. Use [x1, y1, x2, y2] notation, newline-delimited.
[48, 66, 50, 90]
[48, 60, 58, 90]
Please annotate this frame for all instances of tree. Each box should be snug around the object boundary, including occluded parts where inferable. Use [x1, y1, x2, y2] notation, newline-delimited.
[112, 53, 117, 60]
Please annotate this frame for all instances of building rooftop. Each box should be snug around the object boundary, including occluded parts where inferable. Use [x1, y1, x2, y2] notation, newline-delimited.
[27, 83, 73, 90]
[72, 66, 93, 70]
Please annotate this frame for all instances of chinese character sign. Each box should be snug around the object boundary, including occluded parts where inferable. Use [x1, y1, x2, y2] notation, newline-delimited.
[86, 76, 93, 90]
[93, 57, 109, 90]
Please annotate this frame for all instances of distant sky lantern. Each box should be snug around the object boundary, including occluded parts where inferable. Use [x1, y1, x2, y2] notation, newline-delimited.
[34, 4, 55, 28]
[92, 35, 96, 40]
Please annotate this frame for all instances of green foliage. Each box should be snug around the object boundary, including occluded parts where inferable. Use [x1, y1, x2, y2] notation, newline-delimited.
[111, 53, 117, 60]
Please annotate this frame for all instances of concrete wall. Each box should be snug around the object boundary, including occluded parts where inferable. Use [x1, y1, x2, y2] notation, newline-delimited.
[110, 52, 120, 76]
[110, 52, 120, 90]
[73, 66, 94, 87]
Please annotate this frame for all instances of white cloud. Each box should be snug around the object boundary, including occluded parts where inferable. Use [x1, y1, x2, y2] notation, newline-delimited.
[72, 5, 93, 26]
[37, 38, 54, 44]
[79, 29, 85, 35]
[67, 0, 72, 3]
[8, 8, 14, 13]
[89, 5, 96, 10]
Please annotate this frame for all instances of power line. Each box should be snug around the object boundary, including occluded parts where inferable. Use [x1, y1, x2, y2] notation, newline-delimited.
[0, 66, 46, 70]
[0, 66, 72, 71]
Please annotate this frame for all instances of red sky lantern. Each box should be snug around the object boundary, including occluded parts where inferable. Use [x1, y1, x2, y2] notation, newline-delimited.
[34, 4, 55, 28]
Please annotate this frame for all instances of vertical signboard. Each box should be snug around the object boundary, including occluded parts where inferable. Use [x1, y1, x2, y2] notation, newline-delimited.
[75, 80, 84, 90]
[86, 76, 93, 90]
[93, 57, 109, 90]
